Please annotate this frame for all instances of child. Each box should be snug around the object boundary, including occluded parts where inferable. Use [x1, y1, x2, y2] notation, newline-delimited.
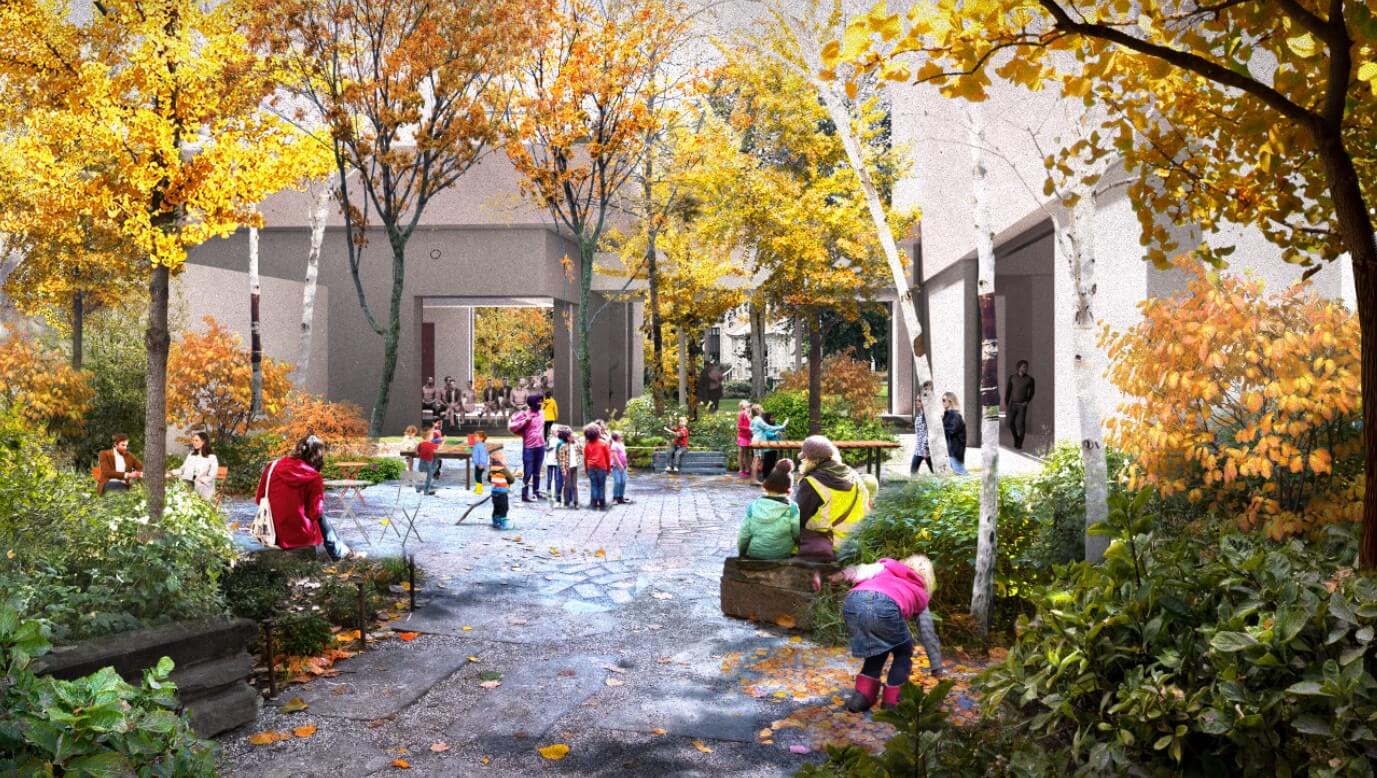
[429, 420, 445, 478]
[416, 431, 442, 495]
[737, 459, 799, 560]
[487, 450, 517, 530]
[610, 431, 632, 505]
[471, 430, 490, 495]
[546, 424, 561, 506]
[831, 554, 938, 712]
[662, 416, 689, 474]
[757, 411, 788, 479]
[861, 473, 880, 510]
[583, 424, 610, 511]
[400, 425, 419, 471]
[557, 426, 581, 508]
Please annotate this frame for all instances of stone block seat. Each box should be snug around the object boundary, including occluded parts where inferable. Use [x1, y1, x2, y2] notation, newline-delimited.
[650, 449, 728, 475]
[720, 556, 840, 629]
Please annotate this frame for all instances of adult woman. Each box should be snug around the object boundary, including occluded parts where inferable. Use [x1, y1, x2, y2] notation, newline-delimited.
[172, 431, 219, 500]
[941, 393, 968, 475]
[795, 435, 868, 562]
[736, 400, 754, 478]
[910, 400, 933, 475]
[255, 434, 353, 561]
[508, 394, 546, 501]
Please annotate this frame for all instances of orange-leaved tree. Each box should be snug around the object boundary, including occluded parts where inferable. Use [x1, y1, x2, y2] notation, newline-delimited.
[0, 325, 93, 439]
[505, 0, 683, 422]
[1103, 263, 1362, 541]
[0, 0, 330, 521]
[167, 317, 292, 443]
[248, 0, 550, 436]
[272, 393, 371, 458]
[824, 0, 1377, 565]
[779, 349, 885, 419]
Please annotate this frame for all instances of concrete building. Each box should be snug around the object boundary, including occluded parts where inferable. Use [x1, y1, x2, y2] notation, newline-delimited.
[886, 79, 1356, 455]
[182, 154, 643, 434]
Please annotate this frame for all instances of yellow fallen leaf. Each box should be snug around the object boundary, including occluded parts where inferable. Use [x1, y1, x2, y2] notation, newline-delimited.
[758, 728, 773, 740]
[430, 742, 450, 753]
[280, 696, 310, 714]
[392, 758, 410, 769]
[292, 724, 317, 738]
[594, 548, 606, 559]
[537, 743, 570, 761]
[467, 656, 480, 663]
[248, 730, 290, 746]
[398, 632, 419, 641]
[379, 519, 390, 527]
[692, 739, 714, 753]
[772, 691, 788, 698]
[775, 614, 797, 629]
[651, 728, 668, 736]
[462, 626, 473, 631]
[481, 756, 491, 765]
[549, 547, 561, 556]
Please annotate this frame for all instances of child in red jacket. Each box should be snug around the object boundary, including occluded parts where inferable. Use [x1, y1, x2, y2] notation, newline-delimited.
[831, 555, 938, 712]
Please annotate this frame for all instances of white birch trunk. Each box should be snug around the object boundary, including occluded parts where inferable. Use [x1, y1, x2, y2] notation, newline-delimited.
[968, 105, 1000, 637]
[296, 177, 332, 387]
[776, 13, 953, 474]
[1066, 185, 1111, 562]
[248, 224, 263, 418]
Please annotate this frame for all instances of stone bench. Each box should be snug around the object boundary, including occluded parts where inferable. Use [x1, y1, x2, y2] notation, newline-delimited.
[651, 449, 728, 475]
[720, 556, 839, 629]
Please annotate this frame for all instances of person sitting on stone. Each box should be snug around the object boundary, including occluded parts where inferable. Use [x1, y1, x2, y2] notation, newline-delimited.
[97, 433, 143, 495]
[737, 459, 800, 560]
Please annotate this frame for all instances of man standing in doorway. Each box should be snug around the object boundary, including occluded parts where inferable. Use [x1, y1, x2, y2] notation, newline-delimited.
[1005, 360, 1035, 450]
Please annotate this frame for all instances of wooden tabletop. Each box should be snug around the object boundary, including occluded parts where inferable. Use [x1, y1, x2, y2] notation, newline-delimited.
[400, 447, 472, 458]
[747, 440, 899, 449]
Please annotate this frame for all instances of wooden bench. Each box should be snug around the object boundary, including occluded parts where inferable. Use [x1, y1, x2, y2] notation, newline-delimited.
[720, 556, 840, 629]
[650, 449, 727, 475]
[748, 440, 900, 478]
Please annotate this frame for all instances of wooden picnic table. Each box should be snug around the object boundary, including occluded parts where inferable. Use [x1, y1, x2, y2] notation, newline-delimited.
[747, 440, 900, 478]
[400, 446, 474, 489]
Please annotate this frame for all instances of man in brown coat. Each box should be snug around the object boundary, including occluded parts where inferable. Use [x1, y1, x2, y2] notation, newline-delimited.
[97, 433, 143, 495]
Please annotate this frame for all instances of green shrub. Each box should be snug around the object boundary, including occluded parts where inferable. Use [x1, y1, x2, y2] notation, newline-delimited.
[0, 605, 217, 776]
[218, 431, 283, 495]
[722, 379, 752, 399]
[315, 578, 380, 626]
[273, 612, 332, 658]
[1021, 442, 1129, 569]
[323, 455, 403, 486]
[222, 557, 295, 622]
[761, 389, 896, 466]
[68, 308, 148, 469]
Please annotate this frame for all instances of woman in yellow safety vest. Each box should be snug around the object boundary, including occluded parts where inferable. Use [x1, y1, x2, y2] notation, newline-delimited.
[795, 435, 867, 561]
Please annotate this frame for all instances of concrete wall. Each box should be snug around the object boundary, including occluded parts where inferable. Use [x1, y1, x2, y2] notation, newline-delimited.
[171, 263, 330, 396]
[424, 306, 473, 386]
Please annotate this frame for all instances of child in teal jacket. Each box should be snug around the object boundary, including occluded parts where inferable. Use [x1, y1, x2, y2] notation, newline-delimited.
[738, 460, 800, 559]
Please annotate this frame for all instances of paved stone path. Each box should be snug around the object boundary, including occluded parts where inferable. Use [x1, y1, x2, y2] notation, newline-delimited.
[216, 446, 847, 777]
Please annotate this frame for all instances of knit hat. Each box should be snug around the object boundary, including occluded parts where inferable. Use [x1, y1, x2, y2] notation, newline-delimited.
[799, 435, 838, 462]
[762, 459, 794, 494]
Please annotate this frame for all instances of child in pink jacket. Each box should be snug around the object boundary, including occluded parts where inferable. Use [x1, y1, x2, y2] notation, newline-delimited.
[831, 554, 941, 712]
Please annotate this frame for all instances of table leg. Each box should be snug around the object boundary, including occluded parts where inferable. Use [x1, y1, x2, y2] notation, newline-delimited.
[466, 458, 471, 490]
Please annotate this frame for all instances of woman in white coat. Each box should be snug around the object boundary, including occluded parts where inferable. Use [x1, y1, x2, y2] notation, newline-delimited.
[172, 431, 220, 501]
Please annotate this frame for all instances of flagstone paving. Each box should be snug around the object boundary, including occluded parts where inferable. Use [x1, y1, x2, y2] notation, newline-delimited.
[215, 449, 974, 776]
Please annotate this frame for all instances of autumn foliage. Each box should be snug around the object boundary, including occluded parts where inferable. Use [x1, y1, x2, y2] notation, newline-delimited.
[0, 326, 93, 438]
[1102, 264, 1362, 540]
[167, 317, 292, 442]
[779, 349, 884, 418]
[272, 393, 371, 458]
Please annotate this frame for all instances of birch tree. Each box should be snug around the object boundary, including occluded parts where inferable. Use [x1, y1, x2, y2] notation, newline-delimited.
[248, 224, 264, 416]
[295, 176, 333, 385]
[968, 104, 1000, 637]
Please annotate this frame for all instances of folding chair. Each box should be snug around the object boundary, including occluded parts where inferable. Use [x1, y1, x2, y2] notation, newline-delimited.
[379, 469, 426, 546]
[324, 479, 374, 546]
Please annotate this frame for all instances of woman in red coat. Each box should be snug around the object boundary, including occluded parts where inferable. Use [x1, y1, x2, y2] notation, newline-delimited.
[255, 435, 353, 560]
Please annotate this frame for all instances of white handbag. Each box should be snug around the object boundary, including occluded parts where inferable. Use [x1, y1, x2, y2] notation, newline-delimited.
[250, 459, 280, 548]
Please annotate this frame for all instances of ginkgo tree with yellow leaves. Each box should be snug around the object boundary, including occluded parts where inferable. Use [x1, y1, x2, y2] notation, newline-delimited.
[0, 0, 331, 521]
[828, 0, 1377, 565]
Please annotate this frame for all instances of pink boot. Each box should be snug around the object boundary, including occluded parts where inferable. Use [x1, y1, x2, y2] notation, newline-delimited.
[845, 674, 881, 713]
[880, 684, 901, 710]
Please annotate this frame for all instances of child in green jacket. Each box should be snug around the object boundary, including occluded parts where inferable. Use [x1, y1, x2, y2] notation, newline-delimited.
[738, 460, 800, 559]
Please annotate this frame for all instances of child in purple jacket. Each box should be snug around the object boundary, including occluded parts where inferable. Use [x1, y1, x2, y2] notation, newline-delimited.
[830, 554, 942, 712]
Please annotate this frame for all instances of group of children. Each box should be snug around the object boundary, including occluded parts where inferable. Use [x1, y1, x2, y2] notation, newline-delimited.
[546, 421, 632, 510]
[736, 434, 944, 714]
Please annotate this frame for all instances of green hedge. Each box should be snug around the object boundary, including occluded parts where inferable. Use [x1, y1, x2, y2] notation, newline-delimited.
[761, 390, 896, 467]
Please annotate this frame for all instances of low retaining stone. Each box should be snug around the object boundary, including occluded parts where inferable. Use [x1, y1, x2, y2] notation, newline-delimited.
[36, 618, 260, 738]
[719, 556, 839, 629]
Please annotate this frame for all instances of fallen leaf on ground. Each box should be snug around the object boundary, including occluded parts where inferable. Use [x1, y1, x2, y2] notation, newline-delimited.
[398, 632, 419, 641]
[605, 677, 624, 687]
[557, 668, 576, 677]
[692, 740, 714, 753]
[651, 728, 668, 736]
[594, 548, 607, 558]
[510, 619, 528, 626]
[775, 614, 797, 629]
[537, 743, 570, 761]
[392, 758, 410, 769]
[603, 664, 625, 673]
[430, 742, 450, 753]
[656, 657, 673, 664]
[292, 724, 317, 738]
[652, 592, 672, 600]
[280, 697, 310, 714]
[479, 680, 502, 689]
[988, 647, 1009, 660]
[247, 731, 291, 746]
[468, 656, 480, 663]
[481, 756, 491, 765]
[549, 547, 561, 556]
[462, 625, 473, 631]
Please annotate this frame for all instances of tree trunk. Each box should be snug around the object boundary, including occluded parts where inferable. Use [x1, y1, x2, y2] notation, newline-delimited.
[368, 238, 406, 437]
[144, 264, 171, 523]
[296, 178, 331, 385]
[750, 299, 767, 399]
[677, 327, 688, 408]
[577, 239, 595, 423]
[790, 25, 952, 475]
[969, 107, 999, 637]
[249, 225, 263, 417]
[1064, 185, 1111, 563]
[807, 313, 822, 435]
[71, 291, 83, 371]
[643, 161, 666, 416]
[793, 317, 803, 371]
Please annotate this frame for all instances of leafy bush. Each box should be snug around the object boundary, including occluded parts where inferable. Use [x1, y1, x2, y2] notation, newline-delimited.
[271, 392, 371, 458]
[167, 316, 293, 443]
[1021, 442, 1129, 569]
[1102, 262, 1363, 539]
[0, 606, 217, 776]
[977, 493, 1377, 775]
[0, 324, 93, 441]
[322, 455, 403, 485]
[762, 389, 896, 463]
[722, 379, 752, 399]
[778, 348, 885, 417]
[612, 396, 740, 463]
[71, 307, 147, 468]
[837, 476, 1041, 635]
[218, 430, 283, 495]
[272, 612, 333, 658]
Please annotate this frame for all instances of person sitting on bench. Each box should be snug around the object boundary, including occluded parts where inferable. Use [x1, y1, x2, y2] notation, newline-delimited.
[97, 433, 143, 495]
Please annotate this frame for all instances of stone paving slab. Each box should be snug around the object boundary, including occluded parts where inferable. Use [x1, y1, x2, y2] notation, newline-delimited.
[390, 586, 621, 644]
[276, 644, 474, 721]
[445, 652, 614, 752]
[596, 677, 769, 743]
